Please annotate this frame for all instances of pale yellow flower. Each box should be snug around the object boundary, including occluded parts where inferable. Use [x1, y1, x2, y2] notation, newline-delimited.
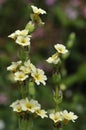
[54, 44, 68, 54]
[13, 104, 22, 112]
[49, 112, 62, 123]
[10, 100, 22, 113]
[20, 65, 31, 74]
[18, 98, 28, 111]
[31, 68, 47, 85]
[8, 32, 17, 40]
[8, 29, 29, 39]
[24, 59, 31, 67]
[15, 29, 29, 36]
[24, 60, 35, 72]
[31, 5, 46, 14]
[10, 100, 20, 107]
[16, 35, 31, 46]
[14, 71, 28, 81]
[29, 99, 41, 112]
[36, 109, 48, 118]
[62, 110, 78, 122]
[30, 63, 36, 72]
[7, 61, 22, 72]
[24, 60, 36, 74]
[21, 98, 41, 113]
[46, 53, 60, 64]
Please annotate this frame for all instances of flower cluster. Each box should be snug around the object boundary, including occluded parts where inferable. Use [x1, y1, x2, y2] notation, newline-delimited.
[7, 59, 47, 85]
[7, 5, 47, 85]
[10, 98, 48, 119]
[8, 29, 31, 47]
[46, 43, 68, 64]
[49, 110, 78, 124]
[8, 5, 47, 47]
[7, 5, 78, 130]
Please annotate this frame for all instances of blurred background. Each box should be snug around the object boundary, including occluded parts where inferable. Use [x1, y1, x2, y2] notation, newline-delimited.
[0, 0, 86, 130]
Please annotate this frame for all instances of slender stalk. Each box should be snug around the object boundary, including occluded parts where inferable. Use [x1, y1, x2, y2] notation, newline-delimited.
[20, 83, 25, 98]
[18, 118, 21, 130]
[18, 118, 29, 130]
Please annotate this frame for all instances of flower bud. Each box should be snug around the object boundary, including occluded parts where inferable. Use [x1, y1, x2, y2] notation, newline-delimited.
[25, 21, 35, 33]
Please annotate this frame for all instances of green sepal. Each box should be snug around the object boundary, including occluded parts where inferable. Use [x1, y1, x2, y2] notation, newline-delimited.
[53, 87, 63, 105]
[52, 73, 61, 85]
[25, 21, 35, 34]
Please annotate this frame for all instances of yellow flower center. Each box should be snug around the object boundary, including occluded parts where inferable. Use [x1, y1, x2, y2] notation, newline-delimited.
[54, 116, 59, 121]
[18, 75, 24, 79]
[26, 103, 32, 109]
[58, 48, 63, 52]
[17, 106, 22, 112]
[21, 39, 26, 44]
[35, 74, 41, 80]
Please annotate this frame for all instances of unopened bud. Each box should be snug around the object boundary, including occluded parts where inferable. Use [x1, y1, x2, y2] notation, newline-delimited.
[25, 21, 35, 33]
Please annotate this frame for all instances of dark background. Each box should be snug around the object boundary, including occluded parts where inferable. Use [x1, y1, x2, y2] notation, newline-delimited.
[0, 0, 86, 130]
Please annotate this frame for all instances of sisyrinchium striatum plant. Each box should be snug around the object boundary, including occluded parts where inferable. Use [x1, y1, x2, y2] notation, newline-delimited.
[7, 5, 78, 130]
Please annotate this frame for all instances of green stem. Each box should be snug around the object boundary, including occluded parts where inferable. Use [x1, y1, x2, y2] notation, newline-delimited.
[18, 46, 30, 62]
[20, 83, 26, 98]
[18, 118, 21, 130]
[18, 117, 33, 130]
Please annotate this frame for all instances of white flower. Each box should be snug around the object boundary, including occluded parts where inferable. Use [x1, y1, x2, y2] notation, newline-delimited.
[62, 110, 78, 122]
[21, 98, 41, 113]
[8, 29, 29, 39]
[49, 111, 62, 123]
[10, 100, 22, 112]
[29, 99, 41, 112]
[14, 71, 28, 81]
[23, 60, 37, 74]
[31, 5, 46, 15]
[15, 29, 29, 36]
[13, 104, 22, 112]
[10, 100, 20, 107]
[20, 65, 31, 74]
[36, 109, 48, 118]
[54, 44, 68, 54]
[30, 63, 36, 72]
[46, 53, 60, 64]
[24, 59, 31, 67]
[24, 60, 35, 72]
[8, 32, 17, 40]
[24, 60, 36, 71]
[16, 35, 31, 46]
[7, 61, 22, 71]
[31, 68, 47, 85]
